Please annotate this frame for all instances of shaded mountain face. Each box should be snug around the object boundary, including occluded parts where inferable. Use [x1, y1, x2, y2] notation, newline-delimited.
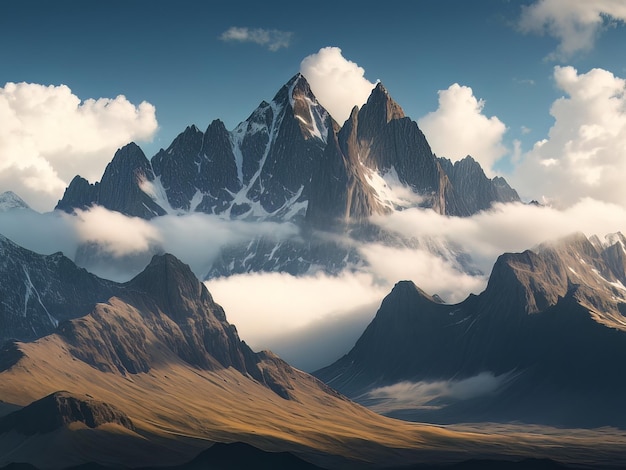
[315, 232, 626, 427]
[0, 236, 294, 398]
[0, 391, 133, 435]
[57, 143, 166, 219]
[0, 234, 118, 343]
[54, 74, 519, 278]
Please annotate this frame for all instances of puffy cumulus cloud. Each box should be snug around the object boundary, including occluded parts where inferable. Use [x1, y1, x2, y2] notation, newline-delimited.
[511, 66, 626, 207]
[219, 27, 292, 51]
[417, 84, 507, 175]
[300, 47, 377, 124]
[519, 0, 626, 59]
[0, 82, 157, 212]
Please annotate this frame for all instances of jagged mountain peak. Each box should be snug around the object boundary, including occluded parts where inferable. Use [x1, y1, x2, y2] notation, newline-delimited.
[360, 81, 406, 127]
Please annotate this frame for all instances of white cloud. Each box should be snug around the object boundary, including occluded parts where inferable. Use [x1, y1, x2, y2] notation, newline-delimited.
[417, 84, 507, 175]
[300, 47, 377, 124]
[73, 206, 162, 258]
[219, 27, 292, 51]
[364, 372, 511, 413]
[512, 66, 626, 207]
[0, 82, 158, 212]
[519, 0, 626, 59]
[359, 244, 485, 304]
[206, 271, 388, 370]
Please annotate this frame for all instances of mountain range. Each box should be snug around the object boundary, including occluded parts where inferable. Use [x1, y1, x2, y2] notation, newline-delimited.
[316, 231, 626, 427]
[54, 74, 518, 278]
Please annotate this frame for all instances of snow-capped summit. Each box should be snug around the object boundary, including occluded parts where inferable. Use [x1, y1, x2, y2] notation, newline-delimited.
[0, 191, 32, 212]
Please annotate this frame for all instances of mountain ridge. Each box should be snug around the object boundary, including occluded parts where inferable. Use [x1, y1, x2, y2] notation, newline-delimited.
[315, 231, 626, 427]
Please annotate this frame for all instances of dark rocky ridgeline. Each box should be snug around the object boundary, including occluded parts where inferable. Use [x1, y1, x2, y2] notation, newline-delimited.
[0, 235, 310, 400]
[315, 232, 626, 427]
[57, 143, 166, 218]
[438, 156, 519, 213]
[0, 233, 119, 343]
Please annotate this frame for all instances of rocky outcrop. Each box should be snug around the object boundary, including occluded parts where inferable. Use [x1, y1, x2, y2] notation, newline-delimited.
[0, 391, 134, 435]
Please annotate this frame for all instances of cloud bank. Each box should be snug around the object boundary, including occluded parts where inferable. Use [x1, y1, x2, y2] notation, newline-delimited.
[418, 84, 507, 175]
[300, 47, 377, 124]
[519, 0, 626, 59]
[4, 194, 626, 369]
[219, 27, 293, 51]
[0, 82, 157, 212]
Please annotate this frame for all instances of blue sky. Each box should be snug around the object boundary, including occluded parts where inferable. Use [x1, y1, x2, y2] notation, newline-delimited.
[1, 0, 626, 210]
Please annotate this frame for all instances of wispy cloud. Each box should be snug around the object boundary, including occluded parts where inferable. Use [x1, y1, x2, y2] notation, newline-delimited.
[219, 27, 292, 51]
[363, 372, 513, 413]
[519, 0, 626, 60]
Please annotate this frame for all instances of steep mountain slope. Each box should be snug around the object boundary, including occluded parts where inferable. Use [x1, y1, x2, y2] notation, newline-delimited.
[315, 232, 626, 427]
[0, 234, 118, 343]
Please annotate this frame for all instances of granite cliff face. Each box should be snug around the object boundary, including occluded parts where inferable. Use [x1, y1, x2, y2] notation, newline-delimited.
[315, 232, 626, 427]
